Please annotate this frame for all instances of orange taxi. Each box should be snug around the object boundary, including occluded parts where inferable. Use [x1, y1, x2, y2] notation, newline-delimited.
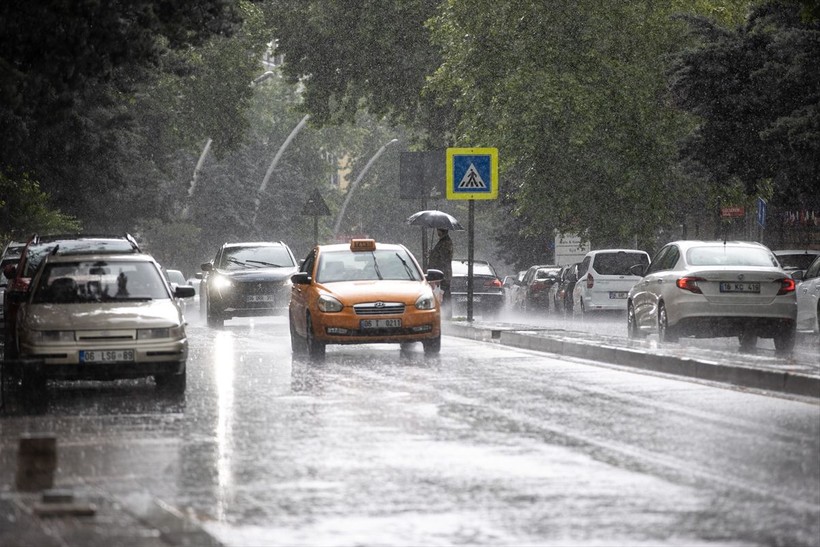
[289, 239, 444, 358]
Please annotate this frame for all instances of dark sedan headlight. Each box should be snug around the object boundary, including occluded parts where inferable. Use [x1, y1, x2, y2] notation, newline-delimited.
[211, 274, 233, 291]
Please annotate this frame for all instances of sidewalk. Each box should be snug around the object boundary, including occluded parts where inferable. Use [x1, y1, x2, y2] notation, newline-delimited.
[0, 487, 221, 547]
[443, 319, 820, 399]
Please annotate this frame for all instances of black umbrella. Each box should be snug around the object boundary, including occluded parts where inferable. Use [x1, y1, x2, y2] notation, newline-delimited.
[406, 210, 465, 231]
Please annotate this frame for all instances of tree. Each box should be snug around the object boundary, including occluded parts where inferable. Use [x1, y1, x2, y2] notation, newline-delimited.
[0, 170, 81, 241]
[668, 0, 820, 215]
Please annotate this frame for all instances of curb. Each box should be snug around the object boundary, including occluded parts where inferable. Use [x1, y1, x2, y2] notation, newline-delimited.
[444, 322, 820, 399]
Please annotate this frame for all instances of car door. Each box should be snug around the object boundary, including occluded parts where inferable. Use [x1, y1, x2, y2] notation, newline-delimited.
[289, 249, 316, 336]
[796, 256, 820, 331]
[632, 245, 677, 329]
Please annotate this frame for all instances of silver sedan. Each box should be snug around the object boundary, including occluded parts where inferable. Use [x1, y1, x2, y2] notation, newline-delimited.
[627, 240, 797, 353]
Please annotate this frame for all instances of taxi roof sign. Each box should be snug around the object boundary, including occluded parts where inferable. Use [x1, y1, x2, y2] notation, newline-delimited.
[350, 239, 376, 252]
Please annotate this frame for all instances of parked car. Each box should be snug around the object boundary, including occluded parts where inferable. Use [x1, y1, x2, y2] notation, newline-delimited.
[773, 249, 820, 275]
[165, 269, 196, 317]
[794, 255, 820, 336]
[3, 233, 142, 360]
[550, 263, 579, 313]
[201, 241, 299, 327]
[572, 249, 650, 314]
[626, 240, 796, 353]
[11, 252, 194, 392]
[518, 264, 561, 312]
[502, 270, 525, 309]
[449, 258, 504, 318]
[289, 239, 443, 358]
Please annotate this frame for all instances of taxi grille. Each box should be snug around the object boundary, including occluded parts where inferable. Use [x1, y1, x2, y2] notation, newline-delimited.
[353, 302, 405, 316]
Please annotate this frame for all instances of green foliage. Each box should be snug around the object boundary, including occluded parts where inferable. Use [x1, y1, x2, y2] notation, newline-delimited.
[669, 0, 820, 211]
[0, 170, 81, 241]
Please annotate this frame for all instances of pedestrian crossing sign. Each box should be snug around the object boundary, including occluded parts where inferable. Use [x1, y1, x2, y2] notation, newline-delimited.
[446, 147, 498, 200]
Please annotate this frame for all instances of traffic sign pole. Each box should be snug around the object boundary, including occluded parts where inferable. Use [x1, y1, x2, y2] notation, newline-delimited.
[467, 200, 475, 322]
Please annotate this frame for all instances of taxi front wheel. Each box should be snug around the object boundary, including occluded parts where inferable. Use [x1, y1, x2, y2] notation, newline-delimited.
[423, 336, 441, 355]
[306, 313, 326, 359]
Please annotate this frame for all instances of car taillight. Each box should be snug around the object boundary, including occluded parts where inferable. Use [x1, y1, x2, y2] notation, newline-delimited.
[776, 277, 796, 295]
[676, 276, 705, 293]
[586, 274, 594, 289]
[485, 278, 502, 288]
[531, 281, 545, 292]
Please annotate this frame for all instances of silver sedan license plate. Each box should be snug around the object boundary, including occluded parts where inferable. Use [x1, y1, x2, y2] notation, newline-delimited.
[80, 349, 135, 363]
[360, 319, 402, 329]
[609, 291, 628, 299]
[719, 282, 760, 293]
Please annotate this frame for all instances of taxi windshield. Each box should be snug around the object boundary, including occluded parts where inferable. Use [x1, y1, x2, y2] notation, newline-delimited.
[32, 260, 170, 303]
[317, 249, 422, 283]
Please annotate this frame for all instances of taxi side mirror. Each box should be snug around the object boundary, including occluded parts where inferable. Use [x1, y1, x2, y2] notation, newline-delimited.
[426, 269, 444, 282]
[291, 272, 312, 285]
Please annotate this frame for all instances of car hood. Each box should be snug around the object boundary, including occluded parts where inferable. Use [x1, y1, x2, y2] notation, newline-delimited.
[319, 280, 431, 304]
[22, 300, 184, 330]
[216, 267, 297, 282]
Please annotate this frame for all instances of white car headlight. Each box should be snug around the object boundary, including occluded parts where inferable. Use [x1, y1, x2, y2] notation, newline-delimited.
[212, 275, 233, 290]
[415, 292, 436, 310]
[138, 326, 185, 340]
[30, 330, 75, 343]
[317, 294, 343, 313]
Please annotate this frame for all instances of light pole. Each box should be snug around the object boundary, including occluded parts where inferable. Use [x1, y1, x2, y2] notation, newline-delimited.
[251, 113, 311, 227]
[182, 71, 277, 219]
[332, 138, 399, 240]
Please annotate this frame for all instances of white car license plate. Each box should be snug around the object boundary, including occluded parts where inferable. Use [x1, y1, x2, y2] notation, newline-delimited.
[720, 282, 760, 293]
[80, 349, 134, 363]
[609, 292, 628, 299]
[247, 294, 275, 302]
[360, 319, 402, 329]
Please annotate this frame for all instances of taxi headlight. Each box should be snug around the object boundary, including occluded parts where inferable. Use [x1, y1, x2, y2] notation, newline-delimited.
[138, 326, 185, 340]
[415, 292, 436, 310]
[212, 275, 232, 290]
[31, 330, 75, 343]
[317, 294, 343, 313]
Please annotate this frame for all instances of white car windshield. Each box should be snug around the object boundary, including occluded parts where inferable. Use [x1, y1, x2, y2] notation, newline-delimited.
[686, 246, 779, 267]
[32, 260, 170, 303]
[317, 249, 421, 282]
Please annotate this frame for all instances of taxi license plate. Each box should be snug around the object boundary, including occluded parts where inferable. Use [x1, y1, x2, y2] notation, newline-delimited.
[80, 349, 134, 363]
[247, 294, 275, 303]
[360, 319, 402, 329]
[609, 292, 628, 299]
[720, 282, 760, 293]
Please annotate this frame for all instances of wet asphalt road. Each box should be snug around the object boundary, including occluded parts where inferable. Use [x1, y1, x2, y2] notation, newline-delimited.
[1, 312, 818, 546]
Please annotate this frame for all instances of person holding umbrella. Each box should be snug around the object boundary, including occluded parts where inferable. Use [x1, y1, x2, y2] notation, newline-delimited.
[427, 228, 453, 309]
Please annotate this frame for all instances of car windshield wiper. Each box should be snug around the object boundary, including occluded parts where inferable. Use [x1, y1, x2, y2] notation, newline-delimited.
[246, 260, 284, 267]
[370, 253, 383, 280]
[225, 257, 248, 268]
[394, 253, 416, 280]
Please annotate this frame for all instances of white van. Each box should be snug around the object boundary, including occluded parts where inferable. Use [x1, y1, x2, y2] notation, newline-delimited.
[572, 249, 650, 314]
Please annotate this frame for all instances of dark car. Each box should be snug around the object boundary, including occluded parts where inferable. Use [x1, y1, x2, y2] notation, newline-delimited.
[519, 264, 561, 312]
[2, 233, 142, 359]
[449, 258, 504, 318]
[550, 263, 579, 313]
[201, 241, 298, 327]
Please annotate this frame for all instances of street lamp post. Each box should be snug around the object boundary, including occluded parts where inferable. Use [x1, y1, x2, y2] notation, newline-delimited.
[332, 138, 399, 240]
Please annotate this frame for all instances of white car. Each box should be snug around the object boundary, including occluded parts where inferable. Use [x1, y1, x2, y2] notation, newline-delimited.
[773, 249, 820, 274]
[627, 240, 797, 353]
[795, 255, 820, 335]
[572, 249, 650, 314]
[12, 253, 194, 392]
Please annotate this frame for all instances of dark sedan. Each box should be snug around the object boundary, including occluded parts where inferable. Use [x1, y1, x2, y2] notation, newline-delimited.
[201, 241, 298, 327]
[449, 259, 504, 318]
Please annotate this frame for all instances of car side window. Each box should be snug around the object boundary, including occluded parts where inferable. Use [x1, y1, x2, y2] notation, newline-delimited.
[661, 245, 680, 270]
[805, 257, 820, 280]
[577, 257, 590, 278]
[646, 246, 670, 275]
[301, 250, 316, 275]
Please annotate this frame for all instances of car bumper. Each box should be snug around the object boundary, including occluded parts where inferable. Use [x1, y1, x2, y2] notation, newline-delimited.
[669, 299, 797, 336]
[17, 339, 188, 379]
[313, 309, 441, 344]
